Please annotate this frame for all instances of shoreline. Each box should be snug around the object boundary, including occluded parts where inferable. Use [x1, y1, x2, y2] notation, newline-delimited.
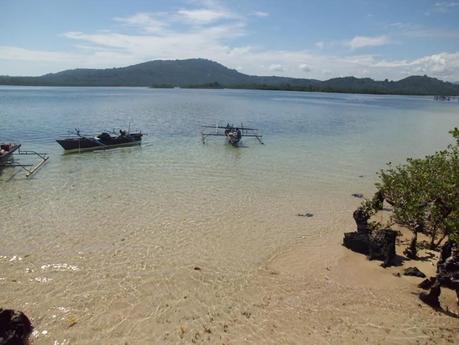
[257, 228, 458, 344]
[2, 83, 459, 97]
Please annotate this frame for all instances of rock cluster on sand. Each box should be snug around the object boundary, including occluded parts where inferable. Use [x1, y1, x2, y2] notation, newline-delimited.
[419, 242, 459, 309]
[342, 206, 397, 267]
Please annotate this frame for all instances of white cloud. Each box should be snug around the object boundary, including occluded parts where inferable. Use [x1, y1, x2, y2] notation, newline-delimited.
[315, 41, 325, 49]
[0, 46, 75, 63]
[0, 45, 135, 75]
[269, 64, 284, 73]
[253, 11, 269, 17]
[114, 13, 166, 33]
[177, 8, 233, 24]
[346, 35, 391, 49]
[403, 28, 459, 39]
[299, 64, 311, 72]
[434, 1, 459, 12]
[343, 52, 459, 80]
[403, 52, 459, 77]
[387, 22, 459, 39]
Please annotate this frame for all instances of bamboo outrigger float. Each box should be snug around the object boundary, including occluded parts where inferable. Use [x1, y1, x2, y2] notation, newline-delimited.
[0, 143, 49, 179]
[201, 123, 264, 146]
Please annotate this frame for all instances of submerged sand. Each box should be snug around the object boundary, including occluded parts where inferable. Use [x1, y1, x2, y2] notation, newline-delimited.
[2, 219, 458, 345]
[1, 179, 458, 345]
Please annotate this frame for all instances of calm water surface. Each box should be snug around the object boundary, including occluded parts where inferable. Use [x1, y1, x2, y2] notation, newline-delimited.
[0, 87, 457, 344]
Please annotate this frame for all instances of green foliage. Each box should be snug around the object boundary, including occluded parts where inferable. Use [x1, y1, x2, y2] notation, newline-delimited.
[374, 130, 459, 248]
[360, 199, 378, 217]
[185, 81, 224, 89]
[370, 190, 384, 211]
[450, 127, 459, 144]
[356, 199, 383, 232]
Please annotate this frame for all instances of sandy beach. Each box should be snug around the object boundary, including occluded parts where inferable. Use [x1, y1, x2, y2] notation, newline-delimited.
[2, 209, 458, 345]
[258, 233, 459, 345]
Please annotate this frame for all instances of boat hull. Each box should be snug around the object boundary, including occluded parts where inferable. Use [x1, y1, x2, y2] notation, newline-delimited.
[56, 133, 143, 152]
[0, 144, 20, 163]
[226, 136, 241, 145]
[225, 133, 241, 145]
[225, 129, 242, 146]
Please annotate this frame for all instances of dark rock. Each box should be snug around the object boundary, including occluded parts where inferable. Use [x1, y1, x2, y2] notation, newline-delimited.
[0, 309, 33, 345]
[345, 206, 397, 266]
[393, 272, 401, 277]
[437, 240, 453, 272]
[418, 277, 436, 289]
[404, 241, 418, 260]
[343, 228, 397, 267]
[193, 266, 201, 271]
[368, 229, 397, 267]
[419, 250, 459, 308]
[403, 267, 426, 278]
[343, 231, 370, 255]
[297, 212, 313, 217]
[436, 248, 459, 290]
[419, 292, 440, 309]
[352, 193, 364, 199]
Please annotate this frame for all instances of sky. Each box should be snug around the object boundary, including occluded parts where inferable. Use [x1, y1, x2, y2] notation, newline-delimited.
[1, 0, 459, 81]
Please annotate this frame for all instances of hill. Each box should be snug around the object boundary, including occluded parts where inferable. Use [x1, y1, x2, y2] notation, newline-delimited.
[1, 58, 458, 96]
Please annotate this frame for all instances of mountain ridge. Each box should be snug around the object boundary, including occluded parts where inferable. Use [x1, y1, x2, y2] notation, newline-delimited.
[1, 58, 458, 96]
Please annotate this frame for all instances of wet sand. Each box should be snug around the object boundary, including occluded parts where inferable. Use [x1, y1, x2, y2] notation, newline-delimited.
[2, 213, 458, 345]
[259, 231, 458, 345]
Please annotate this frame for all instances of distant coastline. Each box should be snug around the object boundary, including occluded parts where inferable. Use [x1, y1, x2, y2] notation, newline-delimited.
[1, 58, 459, 96]
[151, 81, 459, 96]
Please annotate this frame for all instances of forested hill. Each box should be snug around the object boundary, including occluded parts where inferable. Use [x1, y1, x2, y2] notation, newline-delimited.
[1, 58, 458, 96]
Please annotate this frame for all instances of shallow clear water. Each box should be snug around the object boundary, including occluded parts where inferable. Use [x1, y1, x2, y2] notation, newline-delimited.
[0, 86, 457, 344]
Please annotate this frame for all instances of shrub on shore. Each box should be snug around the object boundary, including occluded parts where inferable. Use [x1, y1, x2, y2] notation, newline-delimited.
[370, 128, 459, 257]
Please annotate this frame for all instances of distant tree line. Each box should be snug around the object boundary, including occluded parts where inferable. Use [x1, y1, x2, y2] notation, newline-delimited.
[150, 78, 459, 96]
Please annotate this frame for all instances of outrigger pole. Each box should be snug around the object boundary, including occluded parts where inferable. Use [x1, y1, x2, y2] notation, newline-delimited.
[24, 151, 49, 177]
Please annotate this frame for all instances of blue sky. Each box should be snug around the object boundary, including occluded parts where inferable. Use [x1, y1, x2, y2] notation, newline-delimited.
[1, 0, 459, 80]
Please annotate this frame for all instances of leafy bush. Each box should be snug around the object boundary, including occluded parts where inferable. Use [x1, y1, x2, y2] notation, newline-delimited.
[372, 128, 459, 257]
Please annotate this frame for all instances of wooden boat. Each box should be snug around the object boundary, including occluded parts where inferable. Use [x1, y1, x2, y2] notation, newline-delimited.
[224, 126, 242, 145]
[201, 123, 264, 146]
[0, 143, 21, 162]
[56, 129, 143, 152]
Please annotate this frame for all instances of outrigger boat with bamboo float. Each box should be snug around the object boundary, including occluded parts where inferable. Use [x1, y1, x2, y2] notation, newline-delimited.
[56, 128, 143, 153]
[201, 123, 264, 146]
[0, 143, 49, 178]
